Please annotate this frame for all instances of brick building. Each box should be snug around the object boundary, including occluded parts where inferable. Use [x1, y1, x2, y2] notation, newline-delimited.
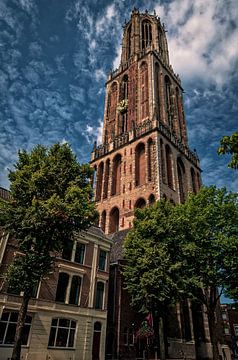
[91, 9, 229, 360]
[0, 187, 112, 360]
[221, 304, 238, 355]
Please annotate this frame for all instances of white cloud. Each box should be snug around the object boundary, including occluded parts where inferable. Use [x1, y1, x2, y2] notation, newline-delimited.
[95, 68, 107, 81]
[96, 4, 116, 34]
[155, 0, 238, 86]
[113, 44, 121, 69]
[95, 120, 104, 145]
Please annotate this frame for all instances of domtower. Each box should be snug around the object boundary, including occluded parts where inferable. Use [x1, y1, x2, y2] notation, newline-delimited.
[91, 9, 201, 234]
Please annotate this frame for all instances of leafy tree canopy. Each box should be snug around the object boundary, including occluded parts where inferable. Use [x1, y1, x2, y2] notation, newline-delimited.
[217, 131, 238, 169]
[0, 143, 98, 292]
[123, 200, 185, 313]
[178, 186, 238, 306]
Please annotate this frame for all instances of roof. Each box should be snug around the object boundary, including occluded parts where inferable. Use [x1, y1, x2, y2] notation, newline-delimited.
[109, 228, 130, 262]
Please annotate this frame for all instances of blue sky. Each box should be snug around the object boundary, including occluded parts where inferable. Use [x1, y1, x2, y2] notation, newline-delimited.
[0, 0, 237, 191]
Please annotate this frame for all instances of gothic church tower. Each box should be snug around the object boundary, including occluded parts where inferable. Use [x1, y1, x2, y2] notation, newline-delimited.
[91, 9, 201, 234]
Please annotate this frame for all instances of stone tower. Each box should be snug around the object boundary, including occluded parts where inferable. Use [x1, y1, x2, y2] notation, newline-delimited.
[89, 10, 226, 360]
[91, 9, 201, 234]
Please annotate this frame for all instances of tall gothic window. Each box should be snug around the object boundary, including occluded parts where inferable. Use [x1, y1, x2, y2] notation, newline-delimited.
[135, 143, 146, 186]
[111, 154, 122, 196]
[142, 20, 152, 49]
[119, 75, 128, 134]
[155, 63, 160, 118]
[127, 25, 132, 59]
[165, 144, 174, 189]
[95, 161, 104, 201]
[165, 75, 172, 128]
[103, 159, 110, 199]
[177, 158, 186, 203]
[140, 62, 149, 119]
[147, 138, 153, 181]
[121, 74, 128, 99]
[109, 207, 119, 234]
[160, 139, 166, 183]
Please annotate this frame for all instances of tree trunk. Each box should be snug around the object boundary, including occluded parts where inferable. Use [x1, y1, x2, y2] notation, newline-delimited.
[11, 293, 30, 360]
[208, 311, 220, 360]
[159, 316, 166, 360]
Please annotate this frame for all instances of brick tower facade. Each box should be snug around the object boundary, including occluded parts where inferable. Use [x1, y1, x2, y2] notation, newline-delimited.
[90, 9, 230, 360]
[91, 9, 201, 235]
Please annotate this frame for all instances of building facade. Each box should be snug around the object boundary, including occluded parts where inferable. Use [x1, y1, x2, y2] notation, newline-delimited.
[91, 9, 201, 235]
[91, 9, 229, 360]
[0, 222, 112, 360]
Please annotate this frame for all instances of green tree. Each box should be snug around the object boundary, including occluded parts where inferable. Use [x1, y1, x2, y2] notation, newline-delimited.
[0, 143, 98, 360]
[123, 187, 238, 360]
[178, 186, 238, 360]
[123, 200, 184, 360]
[217, 131, 238, 169]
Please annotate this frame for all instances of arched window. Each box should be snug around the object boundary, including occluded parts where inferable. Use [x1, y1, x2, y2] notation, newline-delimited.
[111, 154, 122, 196]
[176, 87, 183, 138]
[147, 138, 153, 181]
[109, 207, 119, 234]
[127, 24, 132, 59]
[155, 63, 160, 118]
[103, 159, 110, 199]
[95, 162, 104, 201]
[119, 75, 128, 134]
[140, 62, 149, 119]
[135, 143, 146, 186]
[148, 194, 155, 205]
[142, 20, 152, 49]
[190, 168, 196, 193]
[165, 75, 172, 127]
[177, 158, 186, 203]
[92, 165, 97, 189]
[48, 318, 76, 348]
[160, 139, 166, 183]
[121, 74, 128, 99]
[92, 322, 102, 360]
[107, 82, 118, 141]
[165, 145, 174, 189]
[101, 210, 106, 233]
[135, 198, 146, 209]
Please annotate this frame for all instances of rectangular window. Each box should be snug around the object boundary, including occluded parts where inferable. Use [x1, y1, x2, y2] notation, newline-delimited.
[98, 250, 107, 271]
[74, 243, 85, 264]
[62, 240, 74, 261]
[48, 318, 76, 348]
[95, 282, 104, 309]
[55, 273, 69, 303]
[69, 276, 81, 305]
[0, 311, 32, 345]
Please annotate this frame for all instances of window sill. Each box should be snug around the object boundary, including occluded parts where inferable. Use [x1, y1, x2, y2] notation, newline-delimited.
[48, 347, 75, 350]
[0, 344, 29, 348]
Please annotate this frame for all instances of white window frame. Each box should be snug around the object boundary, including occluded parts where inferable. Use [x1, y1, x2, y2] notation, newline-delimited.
[48, 318, 77, 348]
[0, 311, 32, 346]
[57, 270, 83, 306]
[95, 280, 106, 310]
